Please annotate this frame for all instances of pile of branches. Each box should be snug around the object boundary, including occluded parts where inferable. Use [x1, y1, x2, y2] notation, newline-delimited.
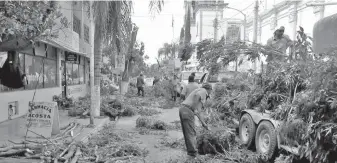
[0, 122, 83, 162]
[197, 129, 237, 155]
[208, 73, 253, 122]
[81, 124, 148, 162]
[53, 95, 75, 109]
[241, 52, 337, 162]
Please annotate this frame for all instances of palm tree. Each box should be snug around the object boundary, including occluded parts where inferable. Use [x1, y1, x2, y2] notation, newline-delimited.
[90, 0, 164, 125]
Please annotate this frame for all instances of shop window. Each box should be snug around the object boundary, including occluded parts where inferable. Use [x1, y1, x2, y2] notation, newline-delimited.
[66, 62, 73, 85]
[44, 59, 57, 88]
[79, 65, 84, 84]
[0, 51, 57, 93]
[73, 15, 81, 37]
[47, 46, 57, 60]
[34, 42, 47, 57]
[84, 25, 89, 43]
[72, 64, 79, 84]
[25, 55, 43, 89]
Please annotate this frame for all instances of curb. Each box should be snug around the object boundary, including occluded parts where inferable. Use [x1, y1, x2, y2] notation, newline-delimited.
[80, 117, 110, 144]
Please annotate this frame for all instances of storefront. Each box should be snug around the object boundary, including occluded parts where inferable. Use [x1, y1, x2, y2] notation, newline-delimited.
[0, 42, 90, 122]
[62, 51, 89, 99]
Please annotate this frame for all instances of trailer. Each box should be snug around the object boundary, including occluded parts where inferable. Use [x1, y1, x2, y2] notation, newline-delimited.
[239, 109, 299, 160]
[238, 12, 337, 160]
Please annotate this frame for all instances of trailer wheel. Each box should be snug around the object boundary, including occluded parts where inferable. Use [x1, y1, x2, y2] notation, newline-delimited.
[255, 121, 277, 160]
[239, 114, 256, 149]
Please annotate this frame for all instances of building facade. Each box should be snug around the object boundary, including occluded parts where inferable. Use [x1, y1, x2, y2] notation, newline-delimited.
[245, 0, 337, 72]
[0, 1, 94, 122]
[183, 0, 247, 72]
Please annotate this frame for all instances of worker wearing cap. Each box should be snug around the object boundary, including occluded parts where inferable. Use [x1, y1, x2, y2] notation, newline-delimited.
[179, 83, 212, 158]
[266, 26, 293, 73]
[266, 26, 293, 62]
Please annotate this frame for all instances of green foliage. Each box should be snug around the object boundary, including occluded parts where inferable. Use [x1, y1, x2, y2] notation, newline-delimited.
[0, 1, 67, 51]
[53, 94, 74, 109]
[295, 26, 314, 61]
[197, 38, 260, 74]
[179, 27, 184, 45]
[178, 43, 195, 61]
[158, 42, 178, 59]
[184, 8, 191, 44]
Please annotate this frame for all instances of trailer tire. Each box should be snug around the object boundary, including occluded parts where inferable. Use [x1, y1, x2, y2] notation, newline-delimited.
[239, 113, 256, 149]
[255, 121, 277, 160]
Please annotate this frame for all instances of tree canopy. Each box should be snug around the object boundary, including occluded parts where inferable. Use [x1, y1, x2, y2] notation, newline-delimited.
[0, 1, 68, 51]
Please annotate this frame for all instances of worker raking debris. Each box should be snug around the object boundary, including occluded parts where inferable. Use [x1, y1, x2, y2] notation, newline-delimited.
[179, 83, 212, 159]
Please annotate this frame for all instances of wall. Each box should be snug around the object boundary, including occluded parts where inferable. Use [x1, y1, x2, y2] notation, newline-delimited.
[0, 87, 61, 122]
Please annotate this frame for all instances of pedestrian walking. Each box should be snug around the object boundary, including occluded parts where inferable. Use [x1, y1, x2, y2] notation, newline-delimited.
[170, 75, 179, 101]
[136, 74, 145, 97]
[181, 75, 199, 100]
[179, 83, 212, 158]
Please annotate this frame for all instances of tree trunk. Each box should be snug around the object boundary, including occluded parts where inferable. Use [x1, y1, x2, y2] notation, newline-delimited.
[90, 22, 102, 118]
[122, 26, 138, 82]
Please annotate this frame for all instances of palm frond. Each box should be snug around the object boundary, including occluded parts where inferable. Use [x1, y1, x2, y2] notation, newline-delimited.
[149, 0, 164, 18]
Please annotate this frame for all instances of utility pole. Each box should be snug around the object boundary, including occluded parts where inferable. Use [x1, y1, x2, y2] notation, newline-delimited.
[253, 0, 259, 72]
[214, 0, 219, 42]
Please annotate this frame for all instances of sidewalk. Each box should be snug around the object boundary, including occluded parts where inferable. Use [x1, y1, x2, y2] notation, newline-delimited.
[0, 110, 109, 162]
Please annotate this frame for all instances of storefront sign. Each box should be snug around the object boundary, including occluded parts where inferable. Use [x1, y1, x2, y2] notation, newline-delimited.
[26, 102, 60, 138]
[65, 52, 78, 62]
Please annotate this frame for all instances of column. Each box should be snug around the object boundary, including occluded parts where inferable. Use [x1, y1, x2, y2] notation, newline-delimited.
[56, 50, 62, 87]
[288, 2, 298, 40]
[257, 18, 262, 44]
[288, 2, 298, 61]
[270, 11, 277, 31]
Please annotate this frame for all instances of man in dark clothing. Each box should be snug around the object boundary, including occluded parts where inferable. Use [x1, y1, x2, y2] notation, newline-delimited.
[153, 76, 160, 85]
[136, 74, 145, 96]
[179, 83, 212, 158]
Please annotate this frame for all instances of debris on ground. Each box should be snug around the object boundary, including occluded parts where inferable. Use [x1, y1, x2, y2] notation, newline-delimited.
[158, 137, 185, 149]
[0, 122, 83, 162]
[122, 105, 138, 117]
[136, 116, 154, 128]
[196, 129, 236, 155]
[80, 123, 148, 162]
[138, 107, 161, 116]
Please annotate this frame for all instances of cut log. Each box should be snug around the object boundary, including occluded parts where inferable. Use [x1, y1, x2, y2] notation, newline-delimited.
[105, 156, 132, 163]
[0, 149, 26, 157]
[25, 153, 42, 159]
[94, 145, 99, 162]
[63, 145, 76, 163]
[70, 147, 82, 163]
[0, 144, 42, 152]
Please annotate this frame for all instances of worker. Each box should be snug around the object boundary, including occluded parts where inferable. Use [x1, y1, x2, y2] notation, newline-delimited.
[266, 26, 293, 72]
[181, 75, 199, 100]
[266, 26, 293, 60]
[179, 83, 212, 158]
[153, 76, 160, 85]
[170, 75, 179, 101]
[136, 73, 145, 97]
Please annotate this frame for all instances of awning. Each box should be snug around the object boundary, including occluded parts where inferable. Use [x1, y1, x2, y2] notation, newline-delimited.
[40, 39, 90, 58]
